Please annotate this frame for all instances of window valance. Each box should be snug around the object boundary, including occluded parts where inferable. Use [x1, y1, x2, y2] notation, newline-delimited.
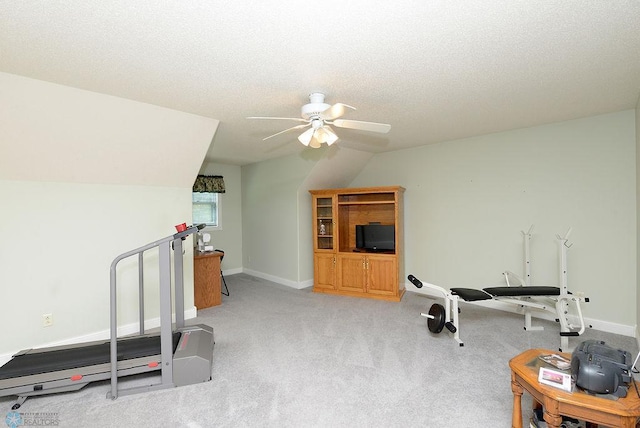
[193, 175, 225, 193]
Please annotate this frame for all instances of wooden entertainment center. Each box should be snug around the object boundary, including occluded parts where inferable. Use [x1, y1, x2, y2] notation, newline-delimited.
[309, 186, 405, 301]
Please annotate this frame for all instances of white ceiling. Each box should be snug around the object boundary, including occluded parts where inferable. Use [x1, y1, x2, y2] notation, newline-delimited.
[2, 1, 640, 166]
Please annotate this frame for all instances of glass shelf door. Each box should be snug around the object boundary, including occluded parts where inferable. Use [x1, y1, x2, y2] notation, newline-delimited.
[315, 197, 334, 250]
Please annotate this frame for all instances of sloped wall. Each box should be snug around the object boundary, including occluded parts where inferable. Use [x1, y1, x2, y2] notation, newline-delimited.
[0, 72, 216, 187]
[298, 146, 375, 282]
[241, 145, 373, 286]
[0, 73, 218, 360]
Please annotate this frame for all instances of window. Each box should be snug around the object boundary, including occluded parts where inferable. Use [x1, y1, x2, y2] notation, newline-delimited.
[192, 174, 224, 229]
[192, 192, 221, 228]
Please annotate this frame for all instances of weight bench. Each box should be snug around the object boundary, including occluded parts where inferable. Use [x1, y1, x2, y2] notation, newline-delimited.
[409, 226, 590, 351]
[453, 282, 588, 348]
[450, 285, 561, 302]
[409, 275, 589, 351]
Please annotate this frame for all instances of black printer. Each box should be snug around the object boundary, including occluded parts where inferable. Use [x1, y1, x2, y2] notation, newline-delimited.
[571, 340, 633, 397]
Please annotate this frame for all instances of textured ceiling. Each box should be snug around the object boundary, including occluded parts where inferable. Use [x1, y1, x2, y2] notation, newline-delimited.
[2, 1, 640, 166]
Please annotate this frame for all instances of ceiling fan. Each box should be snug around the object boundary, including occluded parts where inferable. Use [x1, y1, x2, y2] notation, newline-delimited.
[248, 93, 391, 148]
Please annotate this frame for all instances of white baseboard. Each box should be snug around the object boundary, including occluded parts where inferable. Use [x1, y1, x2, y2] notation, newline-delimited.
[235, 273, 637, 337]
[406, 282, 636, 338]
[241, 268, 313, 290]
[0, 307, 198, 367]
[223, 267, 243, 276]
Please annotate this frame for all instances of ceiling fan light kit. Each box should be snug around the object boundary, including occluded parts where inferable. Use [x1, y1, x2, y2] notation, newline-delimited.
[249, 92, 391, 148]
[298, 128, 314, 146]
[318, 126, 339, 146]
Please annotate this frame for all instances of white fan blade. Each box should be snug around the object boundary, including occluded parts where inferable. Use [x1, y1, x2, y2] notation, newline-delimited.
[263, 123, 310, 141]
[248, 116, 308, 123]
[319, 103, 356, 121]
[298, 128, 315, 146]
[332, 119, 391, 134]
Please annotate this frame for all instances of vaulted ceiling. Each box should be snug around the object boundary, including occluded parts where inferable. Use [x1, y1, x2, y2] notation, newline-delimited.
[2, 1, 640, 166]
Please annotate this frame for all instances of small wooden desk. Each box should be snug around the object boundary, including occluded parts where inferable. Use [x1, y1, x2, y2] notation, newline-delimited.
[193, 250, 223, 309]
[510, 348, 640, 428]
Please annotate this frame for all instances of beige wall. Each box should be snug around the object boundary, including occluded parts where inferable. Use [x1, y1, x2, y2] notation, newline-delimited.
[233, 110, 637, 336]
[0, 74, 217, 361]
[0, 181, 193, 353]
[636, 97, 640, 341]
[241, 151, 325, 286]
[298, 146, 375, 280]
[197, 162, 243, 274]
[239, 146, 374, 286]
[3, 70, 636, 362]
[351, 110, 637, 334]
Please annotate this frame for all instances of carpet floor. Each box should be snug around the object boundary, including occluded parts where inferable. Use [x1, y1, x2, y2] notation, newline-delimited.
[1, 273, 637, 427]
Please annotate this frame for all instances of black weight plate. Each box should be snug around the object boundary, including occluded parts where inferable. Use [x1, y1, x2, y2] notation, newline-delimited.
[427, 303, 446, 334]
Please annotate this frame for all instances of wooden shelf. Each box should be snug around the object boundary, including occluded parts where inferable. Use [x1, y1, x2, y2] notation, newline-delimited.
[338, 200, 396, 205]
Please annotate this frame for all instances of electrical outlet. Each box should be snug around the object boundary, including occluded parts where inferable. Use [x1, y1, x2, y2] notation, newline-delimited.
[43, 313, 53, 327]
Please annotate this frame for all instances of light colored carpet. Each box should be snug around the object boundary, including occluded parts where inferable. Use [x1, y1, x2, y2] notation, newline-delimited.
[1, 273, 637, 427]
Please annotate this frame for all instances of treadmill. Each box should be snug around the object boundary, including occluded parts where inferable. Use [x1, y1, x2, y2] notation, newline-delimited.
[0, 224, 215, 409]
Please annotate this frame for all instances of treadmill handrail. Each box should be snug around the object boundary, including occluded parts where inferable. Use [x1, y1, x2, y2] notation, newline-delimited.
[108, 224, 200, 400]
[109, 225, 201, 270]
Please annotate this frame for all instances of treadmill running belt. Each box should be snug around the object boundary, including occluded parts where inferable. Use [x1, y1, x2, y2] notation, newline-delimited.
[0, 333, 180, 380]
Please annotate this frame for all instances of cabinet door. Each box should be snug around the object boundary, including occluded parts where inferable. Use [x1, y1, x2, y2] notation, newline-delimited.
[194, 254, 222, 308]
[336, 254, 366, 293]
[313, 196, 335, 251]
[314, 253, 336, 290]
[365, 255, 397, 296]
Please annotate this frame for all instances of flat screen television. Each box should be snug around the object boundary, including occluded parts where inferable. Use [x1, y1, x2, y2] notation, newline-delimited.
[355, 224, 395, 252]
